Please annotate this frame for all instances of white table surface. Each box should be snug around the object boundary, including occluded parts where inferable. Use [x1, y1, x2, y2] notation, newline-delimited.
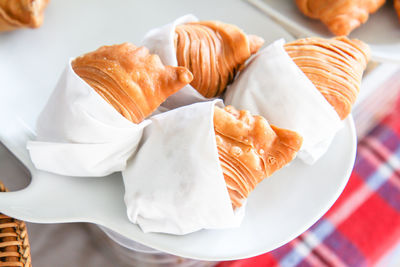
[0, 1, 293, 266]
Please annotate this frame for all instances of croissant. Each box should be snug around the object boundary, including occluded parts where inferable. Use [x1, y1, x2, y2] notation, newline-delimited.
[72, 43, 193, 124]
[214, 106, 303, 208]
[295, 0, 386, 36]
[174, 21, 264, 98]
[396, 0, 400, 21]
[0, 0, 49, 32]
[284, 37, 370, 120]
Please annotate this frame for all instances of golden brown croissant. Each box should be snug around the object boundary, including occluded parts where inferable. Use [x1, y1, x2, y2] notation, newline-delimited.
[0, 0, 49, 32]
[295, 0, 386, 36]
[214, 106, 303, 208]
[284, 37, 370, 120]
[174, 21, 264, 98]
[396, 0, 400, 21]
[72, 43, 193, 124]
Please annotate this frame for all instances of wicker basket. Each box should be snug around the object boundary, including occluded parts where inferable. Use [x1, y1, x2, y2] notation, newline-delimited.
[0, 182, 31, 267]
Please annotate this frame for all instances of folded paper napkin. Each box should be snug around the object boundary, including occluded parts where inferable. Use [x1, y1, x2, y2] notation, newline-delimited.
[142, 14, 208, 109]
[27, 61, 150, 177]
[25, 29, 345, 235]
[26, 63, 243, 234]
[224, 39, 342, 164]
[123, 100, 244, 235]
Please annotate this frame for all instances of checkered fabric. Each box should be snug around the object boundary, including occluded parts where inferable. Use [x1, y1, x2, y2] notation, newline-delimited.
[217, 95, 400, 267]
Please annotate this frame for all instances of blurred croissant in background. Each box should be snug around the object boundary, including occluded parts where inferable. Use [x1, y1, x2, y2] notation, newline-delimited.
[174, 21, 264, 98]
[72, 43, 193, 124]
[284, 36, 370, 120]
[295, 0, 386, 35]
[214, 106, 303, 208]
[0, 0, 49, 31]
[396, 0, 400, 21]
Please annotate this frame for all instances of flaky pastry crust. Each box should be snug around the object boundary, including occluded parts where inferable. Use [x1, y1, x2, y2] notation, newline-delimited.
[214, 106, 303, 208]
[174, 21, 264, 98]
[72, 43, 193, 124]
[284, 36, 370, 120]
[295, 0, 386, 36]
[0, 0, 49, 31]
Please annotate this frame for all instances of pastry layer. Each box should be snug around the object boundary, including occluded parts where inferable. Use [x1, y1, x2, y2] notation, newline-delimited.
[214, 106, 303, 208]
[295, 0, 386, 36]
[174, 21, 264, 98]
[0, 0, 49, 31]
[72, 43, 193, 124]
[285, 36, 370, 120]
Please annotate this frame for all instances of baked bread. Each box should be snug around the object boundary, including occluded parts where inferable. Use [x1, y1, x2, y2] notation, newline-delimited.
[214, 106, 303, 208]
[396, 0, 400, 21]
[174, 21, 264, 98]
[284, 36, 370, 119]
[295, 0, 386, 36]
[0, 0, 49, 31]
[72, 43, 193, 124]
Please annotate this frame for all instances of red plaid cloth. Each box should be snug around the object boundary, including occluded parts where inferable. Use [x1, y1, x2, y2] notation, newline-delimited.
[217, 95, 400, 266]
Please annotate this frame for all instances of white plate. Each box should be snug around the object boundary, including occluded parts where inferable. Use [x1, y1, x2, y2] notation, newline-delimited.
[247, 0, 400, 63]
[0, 116, 356, 261]
[0, 0, 356, 261]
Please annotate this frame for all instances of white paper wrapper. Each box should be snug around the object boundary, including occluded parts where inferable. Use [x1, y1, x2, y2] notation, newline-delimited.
[123, 100, 244, 235]
[27, 60, 150, 177]
[142, 14, 210, 109]
[225, 40, 342, 164]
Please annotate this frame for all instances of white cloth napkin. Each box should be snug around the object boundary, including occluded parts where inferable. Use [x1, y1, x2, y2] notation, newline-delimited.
[224, 39, 342, 164]
[123, 100, 244, 235]
[27, 60, 150, 177]
[142, 14, 209, 109]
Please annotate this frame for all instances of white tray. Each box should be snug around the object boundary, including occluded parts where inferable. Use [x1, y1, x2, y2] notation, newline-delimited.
[0, 0, 356, 261]
[247, 0, 400, 63]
